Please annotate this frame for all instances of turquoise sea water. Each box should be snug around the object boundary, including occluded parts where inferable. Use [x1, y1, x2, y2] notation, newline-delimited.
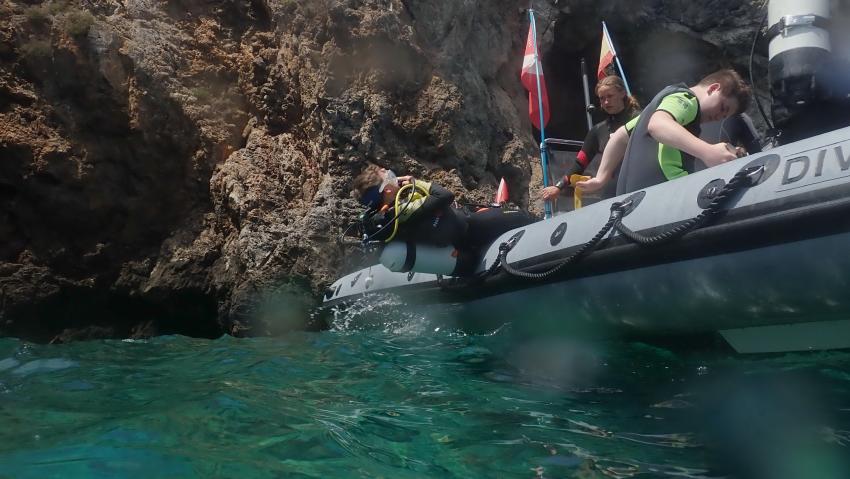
[1, 311, 849, 478]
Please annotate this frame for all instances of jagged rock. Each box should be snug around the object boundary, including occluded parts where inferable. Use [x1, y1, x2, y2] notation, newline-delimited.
[0, 0, 765, 341]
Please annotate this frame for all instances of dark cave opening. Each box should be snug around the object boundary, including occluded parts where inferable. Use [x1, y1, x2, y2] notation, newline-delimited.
[1, 289, 223, 343]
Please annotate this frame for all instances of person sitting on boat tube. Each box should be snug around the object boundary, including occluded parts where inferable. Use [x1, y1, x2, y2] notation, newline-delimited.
[539, 75, 640, 202]
[577, 69, 752, 196]
[352, 165, 535, 253]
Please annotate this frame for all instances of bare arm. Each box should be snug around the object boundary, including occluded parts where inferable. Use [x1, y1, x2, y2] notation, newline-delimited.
[596, 126, 629, 180]
[576, 125, 629, 192]
[647, 111, 736, 167]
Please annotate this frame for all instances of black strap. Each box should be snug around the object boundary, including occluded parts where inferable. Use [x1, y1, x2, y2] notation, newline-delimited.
[767, 15, 830, 42]
[402, 241, 416, 272]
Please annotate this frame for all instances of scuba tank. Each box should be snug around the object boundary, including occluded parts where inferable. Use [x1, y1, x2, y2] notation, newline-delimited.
[768, 0, 831, 108]
[379, 241, 464, 276]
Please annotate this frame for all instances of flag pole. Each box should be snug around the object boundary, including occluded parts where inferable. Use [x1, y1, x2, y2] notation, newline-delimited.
[529, 8, 552, 218]
[602, 21, 632, 96]
[580, 58, 593, 132]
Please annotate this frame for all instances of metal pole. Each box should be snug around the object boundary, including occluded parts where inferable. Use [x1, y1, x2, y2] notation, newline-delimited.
[529, 8, 552, 218]
[614, 56, 632, 97]
[581, 58, 593, 132]
[602, 21, 632, 96]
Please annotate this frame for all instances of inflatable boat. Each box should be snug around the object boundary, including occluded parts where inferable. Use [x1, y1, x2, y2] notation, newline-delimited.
[323, 0, 850, 353]
[324, 127, 850, 353]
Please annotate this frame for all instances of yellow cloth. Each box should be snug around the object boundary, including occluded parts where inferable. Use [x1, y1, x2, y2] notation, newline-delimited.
[570, 174, 591, 209]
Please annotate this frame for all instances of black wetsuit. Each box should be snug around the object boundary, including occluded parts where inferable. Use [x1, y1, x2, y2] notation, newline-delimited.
[393, 182, 468, 247]
[385, 182, 535, 251]
[556, 108, 638, 199]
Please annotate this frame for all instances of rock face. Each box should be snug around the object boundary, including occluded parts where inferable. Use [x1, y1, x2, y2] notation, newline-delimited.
[0, 0, 764, 341]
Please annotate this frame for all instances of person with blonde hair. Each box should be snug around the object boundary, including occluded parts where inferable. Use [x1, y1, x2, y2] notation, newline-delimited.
[540, 75, 640, 201]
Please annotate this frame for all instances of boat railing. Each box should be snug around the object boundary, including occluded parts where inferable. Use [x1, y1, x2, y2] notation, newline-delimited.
[543, 138, 583, 152]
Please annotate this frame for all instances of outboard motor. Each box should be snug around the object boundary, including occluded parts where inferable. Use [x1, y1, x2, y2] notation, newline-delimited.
[768, 0, 831, 108]
[768, 0, 850, 143]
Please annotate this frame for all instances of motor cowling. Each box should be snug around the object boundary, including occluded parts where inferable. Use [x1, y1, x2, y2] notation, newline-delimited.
[768, 0, 832, 108]
[379, 241, 462, 276]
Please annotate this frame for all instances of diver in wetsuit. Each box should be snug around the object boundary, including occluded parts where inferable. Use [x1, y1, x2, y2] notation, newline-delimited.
[352, 165, 535, 274]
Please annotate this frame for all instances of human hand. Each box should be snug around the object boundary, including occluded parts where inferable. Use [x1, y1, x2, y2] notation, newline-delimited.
[731, 145, 747, 158]
[397, 175, 414, 185]
[702, 143, 739, 167]
[576, 176, 607, 193]
[540, 186, 562, 201]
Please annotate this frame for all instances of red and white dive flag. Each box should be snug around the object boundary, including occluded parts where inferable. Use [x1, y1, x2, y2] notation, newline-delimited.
[520, 24, 550, 130]
[494, 177, 509, 205]
[598, 23, 616, 79]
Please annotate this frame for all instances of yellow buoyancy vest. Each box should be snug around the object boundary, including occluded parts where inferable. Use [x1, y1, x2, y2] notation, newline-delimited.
[385, 181, 432, 242]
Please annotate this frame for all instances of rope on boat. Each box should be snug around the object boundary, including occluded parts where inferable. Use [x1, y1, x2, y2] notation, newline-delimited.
[495, 206, 624, 280]
[496, 165, 764, 280]
[614, 165, 764, 246]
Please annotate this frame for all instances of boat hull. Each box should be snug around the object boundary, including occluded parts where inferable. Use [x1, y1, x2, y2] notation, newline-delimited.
[324, 126, 850, 353]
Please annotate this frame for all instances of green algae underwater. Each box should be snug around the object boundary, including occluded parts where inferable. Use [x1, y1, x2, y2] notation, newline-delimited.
[0, 307, 849, 479]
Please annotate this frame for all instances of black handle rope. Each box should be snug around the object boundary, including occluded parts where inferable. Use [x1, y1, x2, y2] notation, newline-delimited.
[495, 205, 625, 280]
[496, 165, 764, 280]
[435, 204, 626, 290]
[614, 165, 764, 245]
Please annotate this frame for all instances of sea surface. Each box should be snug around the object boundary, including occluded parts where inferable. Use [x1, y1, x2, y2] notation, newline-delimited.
[1, 305, 849, 479]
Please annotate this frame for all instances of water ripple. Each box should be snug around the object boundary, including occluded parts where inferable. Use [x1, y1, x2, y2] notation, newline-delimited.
[0, 332, 847, 478]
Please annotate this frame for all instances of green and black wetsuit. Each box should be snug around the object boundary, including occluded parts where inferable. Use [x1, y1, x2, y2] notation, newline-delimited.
[616, 84, 702, 195]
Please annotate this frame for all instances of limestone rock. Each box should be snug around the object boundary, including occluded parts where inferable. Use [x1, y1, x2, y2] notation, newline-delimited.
[0, 0, 765, 341]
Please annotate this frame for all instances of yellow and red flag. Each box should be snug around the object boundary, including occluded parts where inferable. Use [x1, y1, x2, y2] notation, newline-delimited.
[520, 24, 550, 130]
[597, 24, 615, 79]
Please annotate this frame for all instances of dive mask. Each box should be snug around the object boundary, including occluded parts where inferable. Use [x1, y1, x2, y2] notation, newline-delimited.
[359, 186, 383, 210]
[359, 170, 398, 210]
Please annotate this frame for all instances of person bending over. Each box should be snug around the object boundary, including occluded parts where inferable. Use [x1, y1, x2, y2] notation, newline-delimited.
[540, 75, 640, 202]
[352, 165, 535, 253]
[578, 69, 752, 196]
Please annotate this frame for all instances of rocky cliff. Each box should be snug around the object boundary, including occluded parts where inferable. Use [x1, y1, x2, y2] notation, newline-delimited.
[0, 0, 765, 341]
